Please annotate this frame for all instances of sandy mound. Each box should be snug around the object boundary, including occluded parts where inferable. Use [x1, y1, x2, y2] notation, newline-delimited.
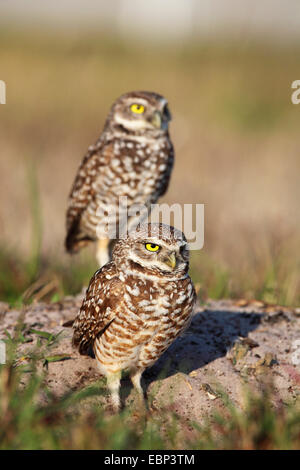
[0, 297, 299, 421]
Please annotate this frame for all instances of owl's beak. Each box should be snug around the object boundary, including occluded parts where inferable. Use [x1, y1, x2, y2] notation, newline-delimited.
[164, 252, 177, 269]
[151, 111, 162, 129]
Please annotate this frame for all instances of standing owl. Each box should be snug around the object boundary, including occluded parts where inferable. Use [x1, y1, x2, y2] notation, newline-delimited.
[72, 223, 196, 411]
[65, 91, 174, 267]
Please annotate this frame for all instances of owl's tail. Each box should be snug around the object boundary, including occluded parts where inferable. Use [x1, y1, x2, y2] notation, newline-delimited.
[65, 222, 93, 254]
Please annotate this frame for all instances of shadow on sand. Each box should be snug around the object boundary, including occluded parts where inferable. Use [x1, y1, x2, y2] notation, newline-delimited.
[119, 306, 263, 403]
[143, 307, 263, 384]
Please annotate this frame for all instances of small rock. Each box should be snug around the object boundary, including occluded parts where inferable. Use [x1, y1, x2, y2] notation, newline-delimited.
[227, 341, 249, 365]
[201, 383, 220, 400]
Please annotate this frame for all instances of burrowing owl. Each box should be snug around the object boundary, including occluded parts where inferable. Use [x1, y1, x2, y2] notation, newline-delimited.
[72, 223, 196, 411]
[65, 91, 174, 267]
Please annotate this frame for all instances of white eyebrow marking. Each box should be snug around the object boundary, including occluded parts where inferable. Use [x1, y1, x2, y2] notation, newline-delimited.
[114, 115, 153, 130]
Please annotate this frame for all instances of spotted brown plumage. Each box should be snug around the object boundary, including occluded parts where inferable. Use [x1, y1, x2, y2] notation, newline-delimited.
[72, 223, 196, 411]
[65, 91, 174, 267]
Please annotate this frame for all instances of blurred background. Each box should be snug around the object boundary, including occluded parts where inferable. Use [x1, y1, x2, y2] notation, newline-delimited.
[0, 0, 299, 306]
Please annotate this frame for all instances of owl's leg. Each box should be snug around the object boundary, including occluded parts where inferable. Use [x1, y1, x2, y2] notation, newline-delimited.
[96, 238, 110, 267]
[130, 369, 147, 421]
[106, 370, 121, 413]
[130, 369, 144, 395]
[108, 239, 117, 260]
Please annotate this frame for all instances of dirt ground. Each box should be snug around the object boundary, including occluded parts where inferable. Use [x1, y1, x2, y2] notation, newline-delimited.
[0, 296, 299, 422]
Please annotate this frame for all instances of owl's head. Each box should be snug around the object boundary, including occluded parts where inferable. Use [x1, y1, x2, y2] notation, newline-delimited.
[113, 223, 190, 279]
[105, 91, 171, 135]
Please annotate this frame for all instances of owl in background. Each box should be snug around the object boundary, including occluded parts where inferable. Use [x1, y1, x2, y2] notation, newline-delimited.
[65, 91, 174, 267]
[72, 223, 196, 412]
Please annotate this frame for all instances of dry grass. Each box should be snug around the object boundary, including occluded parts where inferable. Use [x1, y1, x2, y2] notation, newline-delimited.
[0, 27, 300, 305]
[1, 339, 299, 450]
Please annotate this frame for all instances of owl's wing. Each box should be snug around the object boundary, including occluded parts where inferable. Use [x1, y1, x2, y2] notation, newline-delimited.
[72, 263, 123, 355]
[65, 139, 114, 253]
[157, 141, 174, 197]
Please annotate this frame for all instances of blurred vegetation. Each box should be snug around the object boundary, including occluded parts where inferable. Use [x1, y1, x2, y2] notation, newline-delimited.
[0, 27, 300, 306]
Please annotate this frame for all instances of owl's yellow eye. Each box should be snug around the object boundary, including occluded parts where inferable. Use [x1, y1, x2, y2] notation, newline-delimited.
[130, 104, 145, 114]
[145, 243, 160, 252]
